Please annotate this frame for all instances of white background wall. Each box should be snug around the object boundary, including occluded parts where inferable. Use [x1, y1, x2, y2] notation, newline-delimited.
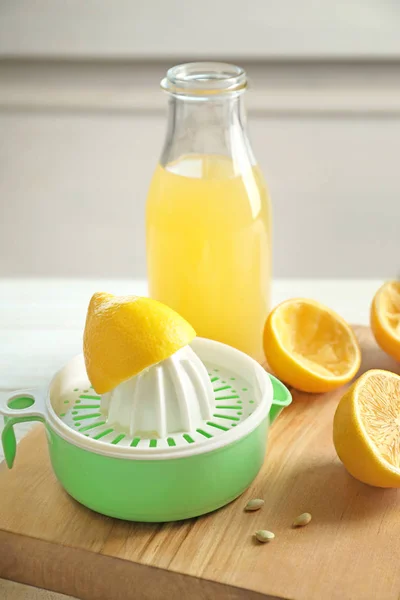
[1, 1, 400, 279]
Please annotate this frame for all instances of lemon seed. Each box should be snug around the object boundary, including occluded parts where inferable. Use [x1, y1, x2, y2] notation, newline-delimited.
[292, 512, 312, 527]
[255, 530, 275, 543]
[245, 498, 264, 512]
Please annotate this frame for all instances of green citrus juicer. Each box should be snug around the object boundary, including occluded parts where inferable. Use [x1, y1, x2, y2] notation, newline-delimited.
[0, 338, 291, 522]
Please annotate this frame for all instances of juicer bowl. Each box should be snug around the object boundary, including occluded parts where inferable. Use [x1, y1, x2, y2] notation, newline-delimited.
[0, 338, 291, 522]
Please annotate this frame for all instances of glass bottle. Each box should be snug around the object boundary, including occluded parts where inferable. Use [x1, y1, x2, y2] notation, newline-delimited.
[146, 62, 271, 362]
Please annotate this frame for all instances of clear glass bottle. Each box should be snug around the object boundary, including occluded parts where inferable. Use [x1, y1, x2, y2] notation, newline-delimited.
[146, 62, 271, 362]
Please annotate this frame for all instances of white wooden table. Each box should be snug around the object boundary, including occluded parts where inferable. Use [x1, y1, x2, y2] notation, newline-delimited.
[0, 277, 382, 599]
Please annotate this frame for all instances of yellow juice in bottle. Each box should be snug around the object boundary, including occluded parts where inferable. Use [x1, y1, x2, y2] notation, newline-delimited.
[146, 154, 271, 362]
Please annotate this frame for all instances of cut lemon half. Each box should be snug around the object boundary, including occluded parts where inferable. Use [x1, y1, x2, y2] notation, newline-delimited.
[263, 298, 361, 393]
[83, 292, 196, 394]
[333, 370, 400, 488]
[371, 280, 400, 362]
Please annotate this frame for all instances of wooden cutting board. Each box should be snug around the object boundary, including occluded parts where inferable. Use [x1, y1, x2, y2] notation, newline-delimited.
[1, 326, 400, 600]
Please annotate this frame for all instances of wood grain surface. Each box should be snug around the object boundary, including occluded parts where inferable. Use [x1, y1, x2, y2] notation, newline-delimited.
[1, 326, 400, 600]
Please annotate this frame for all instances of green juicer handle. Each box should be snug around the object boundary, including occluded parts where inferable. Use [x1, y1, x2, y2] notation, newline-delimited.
[268, 374, 292, 424]
[0, 389, 46, 468]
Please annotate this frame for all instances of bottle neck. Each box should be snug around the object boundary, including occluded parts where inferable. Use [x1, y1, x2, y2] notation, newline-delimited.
[160, 92, 255, 174]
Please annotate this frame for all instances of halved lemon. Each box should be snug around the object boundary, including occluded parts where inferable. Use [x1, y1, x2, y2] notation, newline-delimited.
[333, 369, 400, 488]
[84, 293, 196, 394]
[371, 280, 400, 362]
[263, 298, 361, 393]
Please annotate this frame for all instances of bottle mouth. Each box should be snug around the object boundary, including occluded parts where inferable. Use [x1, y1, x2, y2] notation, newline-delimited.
[161, 62, 247, 97]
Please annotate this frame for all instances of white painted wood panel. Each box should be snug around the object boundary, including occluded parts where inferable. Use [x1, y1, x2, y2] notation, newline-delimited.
[1, 0, 400, 59]
[1, 107, 400, 278]
[2, 60, 400, 114]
